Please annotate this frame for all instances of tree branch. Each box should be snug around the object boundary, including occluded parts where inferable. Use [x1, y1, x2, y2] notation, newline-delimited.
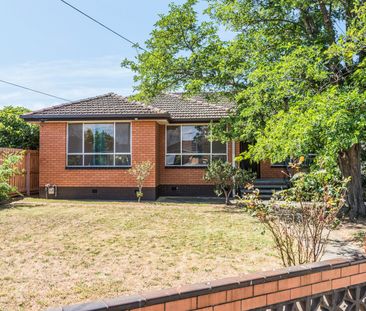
[318, 0, 336, 44]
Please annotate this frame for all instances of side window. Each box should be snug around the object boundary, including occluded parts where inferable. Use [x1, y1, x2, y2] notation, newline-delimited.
[165, 125, 227, 166]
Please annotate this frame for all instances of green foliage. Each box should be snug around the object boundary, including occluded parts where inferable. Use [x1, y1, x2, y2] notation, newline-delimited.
[285, 169, 350, 202]
[0, 152, 23, 202]
[135, 191, 144, 200]
[128, 161, 154, 202]
[121, 0, 230, 101]
[239, 171, 348, 266]
[248, 85, 366, 168]
[352, 230, 366, 247]
[204, 159, 254, 204]
[0, 106, 39, 149]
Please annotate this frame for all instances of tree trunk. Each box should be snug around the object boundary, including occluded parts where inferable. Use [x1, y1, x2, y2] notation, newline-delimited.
[318, 0, 336, 44]
[224, 189, 232, 205]
[137, 186, 142, 203]
[338, 143, 365, 219]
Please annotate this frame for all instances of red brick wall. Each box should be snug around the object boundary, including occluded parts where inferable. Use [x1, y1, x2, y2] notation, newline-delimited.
[39, 121, 285, 190]
[158, 125, 235, 186]
[39, 121, 159, 188]
[260, 161, 288, 179]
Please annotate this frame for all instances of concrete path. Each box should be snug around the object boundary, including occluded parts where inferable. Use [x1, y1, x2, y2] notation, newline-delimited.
[323, 236, 364, 260]
[323, 222, 365, 260]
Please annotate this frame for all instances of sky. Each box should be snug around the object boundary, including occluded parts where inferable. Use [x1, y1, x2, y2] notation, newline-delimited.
[0, 0, 189, 110]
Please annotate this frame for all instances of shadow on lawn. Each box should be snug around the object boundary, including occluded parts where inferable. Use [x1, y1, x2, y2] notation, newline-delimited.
[201, 205, 244, 214]
[0, 200, 44, 211]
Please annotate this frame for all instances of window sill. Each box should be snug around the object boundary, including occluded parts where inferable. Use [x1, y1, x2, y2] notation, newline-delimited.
[65, 166, 131, 170]
[165, 166, 207, 169]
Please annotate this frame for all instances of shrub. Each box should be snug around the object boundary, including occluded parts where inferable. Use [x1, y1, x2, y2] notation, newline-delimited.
[238, 170, 349, 266]
[129, 161, 154, 202]
[0, 106, 39, 149]
[204, 160, 254, 205]
[0, 151, 23, 203]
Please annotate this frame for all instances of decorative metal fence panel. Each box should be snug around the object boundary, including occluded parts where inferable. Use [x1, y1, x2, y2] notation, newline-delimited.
[257, 284, 366, 311]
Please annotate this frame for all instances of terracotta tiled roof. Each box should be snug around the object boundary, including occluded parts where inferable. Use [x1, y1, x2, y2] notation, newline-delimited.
[21, 92, 233, 122]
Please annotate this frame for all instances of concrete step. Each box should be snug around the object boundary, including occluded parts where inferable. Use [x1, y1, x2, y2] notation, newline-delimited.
[241, 178, 289, 200]
[254, 178, 288, 186]
[252, 184, 287, 190]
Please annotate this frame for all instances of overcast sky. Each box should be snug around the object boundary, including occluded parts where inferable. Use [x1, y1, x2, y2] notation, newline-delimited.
[0, 0, 189, 110]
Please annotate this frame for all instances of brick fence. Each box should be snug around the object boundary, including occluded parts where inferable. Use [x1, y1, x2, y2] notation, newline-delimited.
[48, 257, 366, 311]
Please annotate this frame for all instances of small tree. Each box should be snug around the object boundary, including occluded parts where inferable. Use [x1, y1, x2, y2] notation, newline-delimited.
[128, 161, 154, 202]
[239, 169, 348, 266]
[0, 152, 23, 203]
[204, 160, 254, 205]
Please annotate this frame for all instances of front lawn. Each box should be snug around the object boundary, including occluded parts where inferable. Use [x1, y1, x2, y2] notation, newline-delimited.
[0, 198, 279, 310]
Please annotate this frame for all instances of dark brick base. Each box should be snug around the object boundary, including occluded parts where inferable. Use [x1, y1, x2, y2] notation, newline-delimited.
[39, 187, 158, 201]
[158, 185, 216, 197]
[39, 185, 217, 201]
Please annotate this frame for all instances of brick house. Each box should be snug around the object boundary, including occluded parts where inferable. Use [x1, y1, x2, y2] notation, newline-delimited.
[21, 93, 286, 200]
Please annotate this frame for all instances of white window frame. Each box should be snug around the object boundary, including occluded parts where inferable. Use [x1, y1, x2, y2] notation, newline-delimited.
[66, 121, 132, 167]
[165, 124, 228, 167]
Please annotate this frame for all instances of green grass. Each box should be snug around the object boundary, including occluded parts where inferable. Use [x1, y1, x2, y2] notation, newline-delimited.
[0, 198, 279, 310]
[352, 230, 366, 246]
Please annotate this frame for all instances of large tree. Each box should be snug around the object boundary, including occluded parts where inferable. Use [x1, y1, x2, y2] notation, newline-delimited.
[123, 0, 366, 218]
[0, 106, 39, 150]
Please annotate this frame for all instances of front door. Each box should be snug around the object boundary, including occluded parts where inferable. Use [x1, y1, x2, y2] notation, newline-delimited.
[239, 142, 260, 178]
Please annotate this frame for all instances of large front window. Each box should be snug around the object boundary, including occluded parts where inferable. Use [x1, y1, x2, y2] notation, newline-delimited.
[166, 125, 227, 166]
[67, 122, 131, 167]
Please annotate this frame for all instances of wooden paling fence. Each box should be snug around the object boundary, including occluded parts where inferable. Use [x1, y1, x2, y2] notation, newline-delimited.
[0, 148, 39, 196]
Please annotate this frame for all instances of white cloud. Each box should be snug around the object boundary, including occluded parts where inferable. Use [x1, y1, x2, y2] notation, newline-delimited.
[0, 55, 136, 110]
